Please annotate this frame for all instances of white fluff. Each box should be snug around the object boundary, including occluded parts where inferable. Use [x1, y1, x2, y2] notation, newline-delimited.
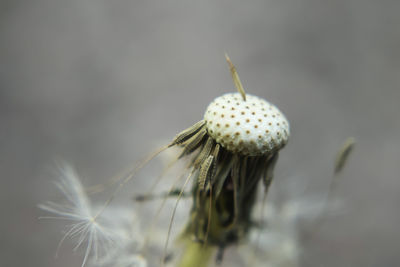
[39, 163, 145, 267]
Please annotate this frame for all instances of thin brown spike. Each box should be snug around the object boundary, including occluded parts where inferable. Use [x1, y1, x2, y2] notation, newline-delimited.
[198, 155, 214, 190]
[225, 53, 246, 101]
[194, 137, 215, 167]
[334, 137, 355, 175]
[170, 120, 205, 146]
[179, 128, 207, 158]
[209, 144, 220, 186]
[214, 155, 234, 199]
[212, 143, 220, 160]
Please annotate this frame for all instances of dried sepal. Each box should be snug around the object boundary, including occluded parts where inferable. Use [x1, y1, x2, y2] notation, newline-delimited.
[213, 154, 234, 199]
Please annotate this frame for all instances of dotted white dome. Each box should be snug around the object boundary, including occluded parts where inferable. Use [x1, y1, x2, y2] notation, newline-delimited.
[204, 93, 289, 156]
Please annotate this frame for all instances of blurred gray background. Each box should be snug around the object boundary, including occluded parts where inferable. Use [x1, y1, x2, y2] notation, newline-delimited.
[1, 0, 400, 266]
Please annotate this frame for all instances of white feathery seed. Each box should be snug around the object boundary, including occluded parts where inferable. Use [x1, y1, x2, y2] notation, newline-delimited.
[204, 92, 289, 156]
[39, 163, 145, 267]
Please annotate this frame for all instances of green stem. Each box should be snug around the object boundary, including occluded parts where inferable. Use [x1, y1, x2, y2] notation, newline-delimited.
[178, 241, 214, 267]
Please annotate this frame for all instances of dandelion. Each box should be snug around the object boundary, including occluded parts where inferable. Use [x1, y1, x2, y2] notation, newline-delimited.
[40, 54, 358, 267]
[162, 55, 290, 267]
[41, 55, 291, 267]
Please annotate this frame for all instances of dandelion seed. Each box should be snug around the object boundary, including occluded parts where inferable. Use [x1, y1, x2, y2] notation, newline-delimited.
[334, 137, 355, 175]
[39, 163, 145, 267]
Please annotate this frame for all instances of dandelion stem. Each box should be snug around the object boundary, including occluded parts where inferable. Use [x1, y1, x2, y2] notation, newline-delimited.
[178, 241, 214, 267]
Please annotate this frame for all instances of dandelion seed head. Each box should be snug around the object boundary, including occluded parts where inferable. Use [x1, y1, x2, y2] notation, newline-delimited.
[168, 57, 290, 254]
[204, 93, 289, 156]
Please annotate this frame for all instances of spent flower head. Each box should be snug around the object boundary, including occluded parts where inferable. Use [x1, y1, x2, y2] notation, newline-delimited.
[204, 92, 289, 156]
[161, 55, 291, 266]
